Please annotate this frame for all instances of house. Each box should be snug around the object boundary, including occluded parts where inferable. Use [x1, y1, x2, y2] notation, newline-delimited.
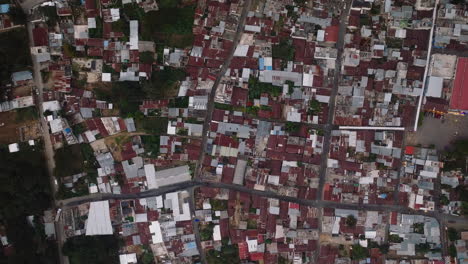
[145, 165, 191, 189]
[11, 71, 33, 86]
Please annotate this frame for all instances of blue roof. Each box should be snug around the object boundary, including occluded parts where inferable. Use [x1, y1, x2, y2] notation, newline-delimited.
[11, 71, 33, 82]
[185, 242, 197, 249]
[64, 127, 72, 133]
[0, 4, 10, 14]
[266, 66, 273, 70]
[259, 58, 264, 70]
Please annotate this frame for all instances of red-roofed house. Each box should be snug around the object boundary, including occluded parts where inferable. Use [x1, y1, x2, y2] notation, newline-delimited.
[33, 27, 48, 46]
[324, 26, 339, 43]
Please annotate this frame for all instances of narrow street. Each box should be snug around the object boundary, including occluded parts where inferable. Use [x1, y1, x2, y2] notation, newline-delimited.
[316, 0, 353, 203]
[195, 0, 252, 181]
[315, 0, 353, 260]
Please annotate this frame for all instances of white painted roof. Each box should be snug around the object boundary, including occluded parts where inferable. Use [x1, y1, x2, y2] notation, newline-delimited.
[85, 201, 113, 235]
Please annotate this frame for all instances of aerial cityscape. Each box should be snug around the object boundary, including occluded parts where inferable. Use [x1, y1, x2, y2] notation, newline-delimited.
[0, 0, 468, 263]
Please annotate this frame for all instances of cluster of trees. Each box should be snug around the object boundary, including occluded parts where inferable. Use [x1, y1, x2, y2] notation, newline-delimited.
[285, 122, 301, 133]
[0, 28, 31, 84]
[206, 244, 240, 264]
[54, 144, 98, 199]
[0, 144, 56, 263]
[248, 77, 282, 100]
[200, 223, 215, 241]
[143, 67, 186, 99]
[272, 40, 295, 62]
[62, 235, 121, 264]
[95, 68, 186, 118]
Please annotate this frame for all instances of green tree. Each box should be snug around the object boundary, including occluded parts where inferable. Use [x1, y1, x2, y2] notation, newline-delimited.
[200, 223, 215, 241]
[62, 235, 121, 264]
[448, 228, 461, 241]
[285, 122, 301, 133]
[449, 244, 457, 258]
[346, 215, 357, 227]
[350, 244, 369, 260]
[0, 144, 54, 263]
[8, 6, 27, 25]
[140, 51, 155, 64]
[388, 234, 403, 243]
[308, 99, 322, 115]
[272, 40, 295, 61]
[415, 243, 431, 254]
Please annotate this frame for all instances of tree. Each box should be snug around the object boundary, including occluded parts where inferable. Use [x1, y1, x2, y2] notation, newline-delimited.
[200, 223, 214, 241]
[8, 6, 27, 25]
[62, 235, 121, 264]
[272, 40, 295, 61]
[0, 144, 54, 263]
[350, 244, 369, 260]
[285, 122, 301, 133]
[388, 234, 403, 243]
[308, 99, 322, 115]
[140, 250, 154, 264]
[449, 244, 457, 258]
[346, 215, 357, 227]
[415, 243, 431, 254]
[448, 228, 461, 241]
[140, 51, 155, 64]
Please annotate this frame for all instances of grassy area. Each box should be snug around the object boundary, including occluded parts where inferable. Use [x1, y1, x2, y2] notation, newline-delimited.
[15, 107, 38, 122]
[386, 37, 403, 49]
[137, 117, 168, 135]
[214, 102, 246, 112]
[210, 199, 227, 210]
[0, 28, 31, 84]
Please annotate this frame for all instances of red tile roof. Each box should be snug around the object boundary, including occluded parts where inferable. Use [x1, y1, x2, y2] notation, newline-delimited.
[324, 26, 339, 42]
[33, 27, 48, 46]
[450, 57, 468, 111]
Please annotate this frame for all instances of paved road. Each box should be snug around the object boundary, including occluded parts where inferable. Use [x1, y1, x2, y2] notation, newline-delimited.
[26, 22, 57, 199]
[25, 19, 66, 264]
[195, 0, 252, 181]
[59, 179, 468, 226]
[316, 0, 353, 203]
[314, 1, 352, 260]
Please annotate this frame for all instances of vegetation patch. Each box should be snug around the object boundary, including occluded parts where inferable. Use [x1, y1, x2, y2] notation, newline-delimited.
[0, 144, 55, 263]
[141, 0, 195, 48]
[143, 67, 186, 99]
[0, 28, 31, 84]
[248, 77, 282, 100]
[62, 235, 122, 264]
[272, 40, 295, 61]
[142, 135, 160, 157]
[137, 117, 168, 135]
